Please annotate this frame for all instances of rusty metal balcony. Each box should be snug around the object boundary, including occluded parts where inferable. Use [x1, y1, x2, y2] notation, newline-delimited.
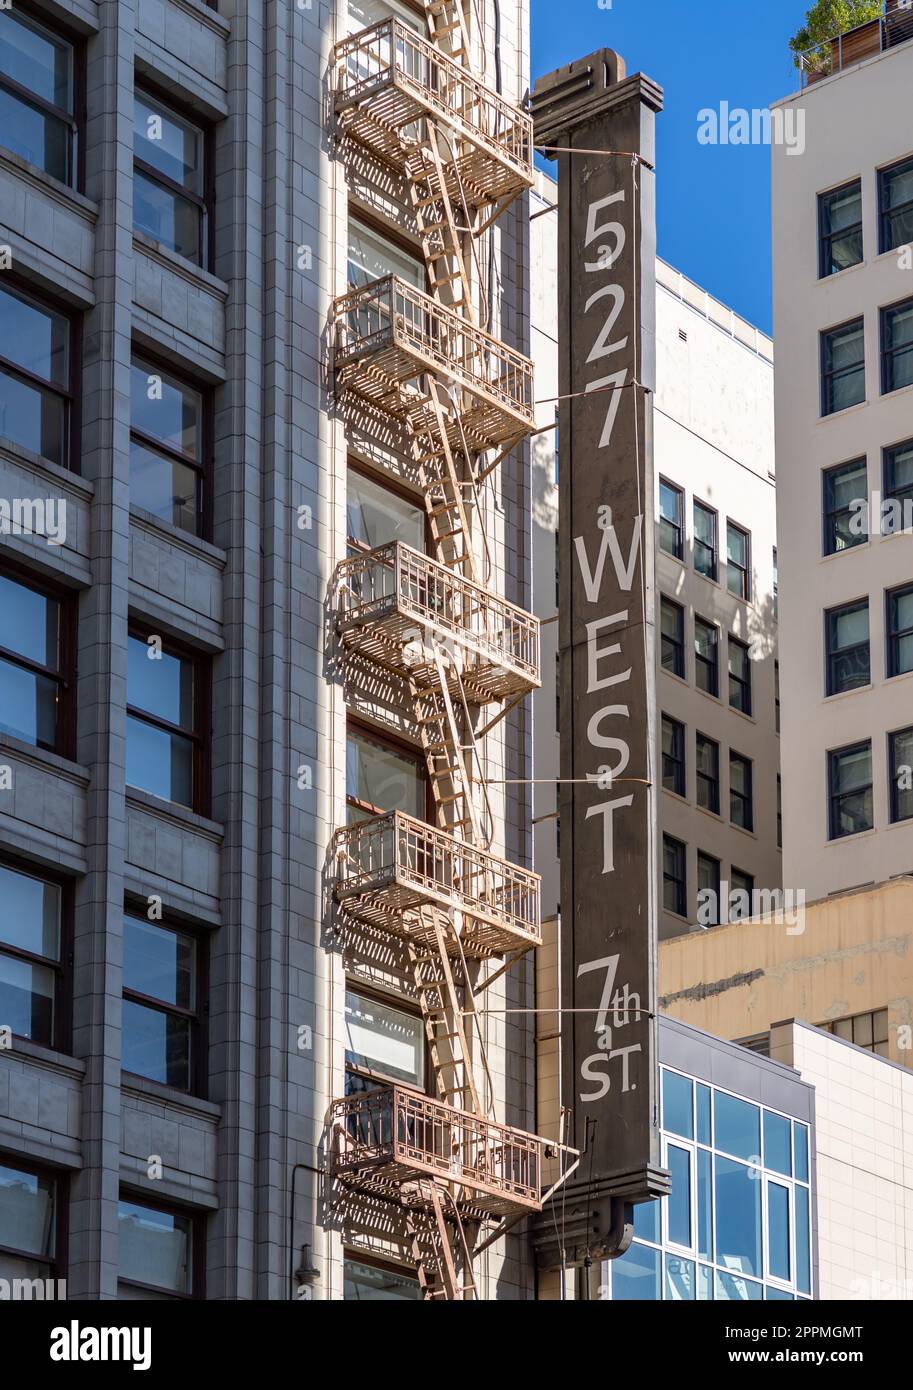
[335, 541, 540, 703]
[333, 19, 533, 208]
[334, 810, 541, 958]
[329, 1085, 544, 1217]
[332, 275, 535, 453]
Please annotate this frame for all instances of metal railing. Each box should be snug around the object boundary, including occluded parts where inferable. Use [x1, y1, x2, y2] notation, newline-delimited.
[334, 810, 541, 955]
[798, 4, 913, 84]
[330, 1084, 544, 1213]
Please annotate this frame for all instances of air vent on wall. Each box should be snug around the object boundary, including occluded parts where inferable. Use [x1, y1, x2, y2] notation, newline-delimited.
[678, 328, 688, 342]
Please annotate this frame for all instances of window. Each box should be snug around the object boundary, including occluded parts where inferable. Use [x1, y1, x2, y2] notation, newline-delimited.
[887, 584, 913, 678]
[117, 1196, 196, 1299]
[346, 725, 425, 823]
[726, 523, 750, 601]
[0, 7, 76, 184]
[730, 753, 753, 832]
[344, 1255, 423, 1301]
[772, 547, 778, 620]
[828, 741, 873, 839]
[126, 632, 207, 812]
[347, 467, 425, 554]
[0, 859, 65, 1050]
[133, 90, 207, 267]
[659, 479, 684, 560]
[823, 1008, 889, 1058]
[0, 1160, 63, 1284]
[660, 597, 685, 679]
[883, 439, 913, 531]
[694, 616, 719, 697]
[821, 319, 865, 415]
[879, 156, 913, 255]
[0, 566, 72, 754]
[728, 635, 752, 715]
[347, 0, 424, 35]
[818, 180, 863, 277]
[663, 835, 686, 917]
[661, 715, 685, 797]
[697, 852, 720, 927]
[777, 775, 782, 848]
[826, 599, 870, 695]
[122, 911, 201, 1093]
[696, 733, 720, 815]
[130, 354, 207, 537]
[729, 868, 754, 922]
[890, 726, 913, 823]
[823, 459, 867, 554]
[882, 297, 913, 394]
[344, 988, 424, 1091]
[0, 281, 73, 467]
[693, 500, 718, 580]
[774, 661, 780, 734]
[347, 214, 424, 291]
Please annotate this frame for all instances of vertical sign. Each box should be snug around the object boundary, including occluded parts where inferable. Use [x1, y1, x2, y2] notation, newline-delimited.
[532, 52, 670, 1266]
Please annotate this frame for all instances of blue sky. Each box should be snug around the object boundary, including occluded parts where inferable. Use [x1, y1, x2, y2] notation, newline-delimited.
[531, 0, 807, 333]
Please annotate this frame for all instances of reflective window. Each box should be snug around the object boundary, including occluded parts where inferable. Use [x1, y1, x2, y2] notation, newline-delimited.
[879, 157, 913, 255]
[729, 752, 753, 832]
[715, 1091, 760, 1161]
[890, 727, 913, 824]
[118, 1197, 192, 1297]
[0, 282, 72, 466]
[0, 861, 62, 1048]
[693, 500, 717, 580]
[823, 1007, 889, 1059]
[881, 298, 913, 395]
[0, 8, 75, 184]
[823, 458, 867, 554]
[662, 835, 686, 917]
[886, 584, 913, 678]
[0, 1161, 57, 1282]
[122, 912, 199, 1092]
[826, 600, 870, 695]
[696, 734, 720, 814]
[667, 1145, 691, 1249]
[697, 852, 721, 927]
[662, 1069, 693, 1139]
[659, 479, 683, 560]
[661, 714, 685, 797]
[344, 988, 424, 1088]
[828, 741, 873, 839]
[126, 634, 204, 811]
[694, 617, 718, 697]
[347, 468, 425, 553]
[728, 635, 751, 715]
[818, 180, 862, 277]
[821, 319, 865, 415]
[0, 569, 69, 753]
[883, 439, 913, 530]
[348, 216, 424, 291]
[726, 523, 750, 601]
[346, 726, 425, 824]
[660, 597, 685, 679]
[343, 1256, 423, 1300]
[130, 355, 205, 536]
[134, 92, 206, 266]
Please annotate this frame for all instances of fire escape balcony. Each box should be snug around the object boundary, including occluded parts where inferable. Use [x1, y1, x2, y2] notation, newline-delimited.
[332, 275, 535, 453]
[336, 541, 540, 703]
[329, 1085, 544, 1217]
[332, 18, 534, 208]
[334, 810, 541, 959]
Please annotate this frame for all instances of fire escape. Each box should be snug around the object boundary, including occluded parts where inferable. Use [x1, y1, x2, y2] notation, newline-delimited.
[327, 3, 566, 1299]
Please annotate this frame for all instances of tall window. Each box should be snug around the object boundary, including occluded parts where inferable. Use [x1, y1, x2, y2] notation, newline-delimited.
[662, 835, 686, 917]
[826, 599, 870, 695]
[661, 715, 685, 797]
[818, 180, 863, 277]
[133, 91, 207, 266]
[881, 298, 913, 395]
[0, 7, 76, 185]
[126, 632, 207, 812]
[347, 467, 425, 554]
[823, 1009, 889, 1058]
[118, 1196, 196, 1299]
[772, 547, 778, 620]
[130, 354, 207, 537]
[346, 725, 425, 823]
[123, 911, 201, 1094]
[821, 319, 865, 415]
[777, 774, 782, 848]
[879, 156, 913, 255]
[725, 522, 750, 601]
[823, 458, 867, 554]
[693, 500, 717, 580]
[0, 860, 65, 1051]
[828, 741, 873, 839]
[887, 584, 913, 678]
[659, 479, 684, 560]
[775, 660, 780, 734]
[694, 616, 719, 697]
[696, 733, 720, 815]
[344, 987, 424, 1094]
[883, 439, 913, 532]
[889, 727, 913, 824]
[697, 852, 720, 927]
[0, 281, 73, 467]
[728, 635, 752, 716]
[660, 597, 685, 679]
[0, 1160, 62, 1283]
[0, 567, 72, 754]
[729, 868, 754, 923]
[347, 215, 424, 290]
[729, 753, 753, 832]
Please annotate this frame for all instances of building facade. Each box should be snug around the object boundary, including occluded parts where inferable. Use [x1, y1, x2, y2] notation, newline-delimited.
[0, 0, 543, 1300]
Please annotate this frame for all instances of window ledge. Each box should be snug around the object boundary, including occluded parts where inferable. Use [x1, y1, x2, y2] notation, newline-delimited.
[819, 398, 869, 423]
[0, 147, 98, 220]
[0, 437, 94, 499]
[817, 259, 866, 284]
[121, 1070, 221, 1120]
[824, 682, 873, 702]
[129, 506, 227, 567]
[0, 732, 89, 786]
[3, 1036, 86, 1079]
[125, 787, 224, 839]
[826, 826, 877, 847]
[164, 0, 231, 37]
[132, 230, 229, 300]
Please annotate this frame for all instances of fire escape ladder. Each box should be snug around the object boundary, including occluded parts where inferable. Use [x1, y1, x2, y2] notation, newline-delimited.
[406, 134, 476, 325]
[423, 0, 471, 67]
[409, 905, 482, 1116]
[411, 376, 478, 582]
[411, 642, 482, 842]
[403, 1182, 476, 1300]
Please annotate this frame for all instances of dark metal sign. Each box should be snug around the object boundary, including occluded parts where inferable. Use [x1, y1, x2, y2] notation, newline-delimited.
[532, 51, 669, 1269]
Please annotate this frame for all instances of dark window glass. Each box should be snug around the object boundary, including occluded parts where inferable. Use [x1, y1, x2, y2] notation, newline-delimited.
[774, 661, 780, 734]
[777, 774, 782, 848]
[123, 912, 199, 1092]
[772, 547, 778, 620]
[818, 180, 863, 277]
[882, 298, 913, 395]
[821, 319, 865, 415]
[117, 1197, 193, 1297]
[693, 500, 717, 580]
[659, 479, 684, 560]
[730, 753, 753, 832]
[887, 584, 913, 678]
[697, 852, 720, 926]
[130, 355, 205, 536]
[126, 634, 203, 811]
[828, 741, 873, 839]
[890, 727, 913, 824]
[823, 459, 867, 554]
[728, 635, 752, 715]
[0, 861, 62, 1049]
[715, 1156, 762, 1280]
[715, 1091, 760, 1162]
[0, 8, 75, 184]
[879, 157, 913, 255]
[667, 1144, 692, 1248]
[660, 597, 685, 679]
[0, 570, 68, 752]
[663, 835, 686, 917]
[661, 714, 685, 797]
[346, 727, 425, 823]
[694, 617, 718, 697]
[726, 523, 750, 601]
[0, 1161, 57, 1275]
[729, 868, 754, 922]
[826, 599, 870, 695]
[662, 1069, 693, 1139]
[696, 733, 720, 814]
[133, 92, 206, 266]
[764, 1111, 792, 1177]
[884, 439, 913, 533]
[825, 1008, 889, 1058]
[0, 282, 71, 466]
